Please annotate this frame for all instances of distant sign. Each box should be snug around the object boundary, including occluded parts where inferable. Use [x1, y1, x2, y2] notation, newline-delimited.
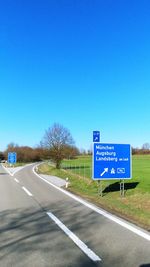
[92, 143, 132, 180]
[93, 131, 100, 142]
[8, 152, 17, 164]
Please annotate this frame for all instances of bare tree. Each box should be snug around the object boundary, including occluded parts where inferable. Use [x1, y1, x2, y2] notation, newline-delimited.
[41, 123, 75, 168]
[142, 143, 150, 150]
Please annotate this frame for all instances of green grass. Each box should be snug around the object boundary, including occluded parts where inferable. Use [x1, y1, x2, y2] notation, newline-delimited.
[62, 156, 92, 178]
[4, 162, 32, 168]
[38, 155, 150, 230]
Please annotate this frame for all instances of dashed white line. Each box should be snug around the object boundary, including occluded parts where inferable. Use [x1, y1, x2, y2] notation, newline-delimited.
[47, 211, 101, 262]
[14, 178, 19, 183]
[22, 186, 33, 196]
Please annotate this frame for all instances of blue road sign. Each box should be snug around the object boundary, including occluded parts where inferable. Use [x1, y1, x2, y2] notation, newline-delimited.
[92, 143, 132, 180]
[93, 131, 100, 142]
[8, 152, 17, 164]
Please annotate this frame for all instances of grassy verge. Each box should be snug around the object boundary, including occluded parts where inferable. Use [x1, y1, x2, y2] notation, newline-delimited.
[38, 155, 150, 231]
[3, 162, 32, 168]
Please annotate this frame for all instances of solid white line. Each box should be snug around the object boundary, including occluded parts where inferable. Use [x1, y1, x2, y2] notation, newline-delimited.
[2, 163, 33, 177]
[33, 165, 150, 242]
[47, 212, 101, 262]
[2, 165, 13, 176]
[22, 186, 33, 196]
[14, 178, 19, 183]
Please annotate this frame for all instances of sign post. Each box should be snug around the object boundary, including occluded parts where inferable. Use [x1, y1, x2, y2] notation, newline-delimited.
[120, 179, 125, 197]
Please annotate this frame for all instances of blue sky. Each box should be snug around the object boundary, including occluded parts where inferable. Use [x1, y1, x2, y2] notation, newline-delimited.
[0, 0, 150, 151]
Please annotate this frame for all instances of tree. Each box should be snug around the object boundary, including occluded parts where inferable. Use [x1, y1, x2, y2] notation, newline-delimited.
[142, 143, 150, 150]
[41, 123, 75, 168]
[0, 151, 5, 161]
[62, 144, 80, 159]
[4, 144, 42, 162]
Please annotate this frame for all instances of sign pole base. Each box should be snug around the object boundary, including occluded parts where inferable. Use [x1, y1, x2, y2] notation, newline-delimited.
[120, 179, 125, 197]
[98, 180, 103, 197]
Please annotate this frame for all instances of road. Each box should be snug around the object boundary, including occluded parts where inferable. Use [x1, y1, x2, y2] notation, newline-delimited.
[0, 163, 149, 267]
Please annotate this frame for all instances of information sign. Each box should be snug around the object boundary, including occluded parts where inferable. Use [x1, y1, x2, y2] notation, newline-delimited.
[93, 143, 131, 180]
[8, 152, 17, 164]
[93, 131, 100, 142]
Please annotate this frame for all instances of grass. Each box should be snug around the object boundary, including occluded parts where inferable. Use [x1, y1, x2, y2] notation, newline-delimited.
[3, 162, 32, 168]
[38, 155, 150, 231]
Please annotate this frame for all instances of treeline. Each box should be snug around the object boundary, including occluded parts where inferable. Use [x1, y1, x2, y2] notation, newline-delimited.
[0, 142, 80, 163]
[132, 142, 150, 155]
[132, 148, 150, 155]
[1, 143, 43, 162]
[1, 145, 150, 163]
[0, 123, 150, 166]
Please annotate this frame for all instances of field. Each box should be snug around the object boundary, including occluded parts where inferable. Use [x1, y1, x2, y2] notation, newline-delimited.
[38, 155, 150, 230]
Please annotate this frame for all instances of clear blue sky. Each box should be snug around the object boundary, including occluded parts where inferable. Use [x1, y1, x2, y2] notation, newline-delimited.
[0, 0, 150, 152]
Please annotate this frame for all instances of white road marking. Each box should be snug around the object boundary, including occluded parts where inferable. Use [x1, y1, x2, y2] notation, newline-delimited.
[33, 165, 150, 242]
[47, 212, 101, 262]
[2, 166, 13, 176]
[14, 178, 19, 183]
[22, 186, 33, 196]
[2, 163, 33, 176]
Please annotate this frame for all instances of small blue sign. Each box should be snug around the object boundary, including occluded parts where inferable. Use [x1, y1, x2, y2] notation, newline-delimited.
[92, 143, 132, 180]
[93, 131, 100, 142]
[8, 152, 17, 164]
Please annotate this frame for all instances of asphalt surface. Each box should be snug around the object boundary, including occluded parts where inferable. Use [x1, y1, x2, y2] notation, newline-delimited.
[0, 163, 150, 267]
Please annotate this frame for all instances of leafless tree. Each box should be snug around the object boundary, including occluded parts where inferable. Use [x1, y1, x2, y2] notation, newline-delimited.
[142, 143, 150, 150]
[41, 123, 75, 168]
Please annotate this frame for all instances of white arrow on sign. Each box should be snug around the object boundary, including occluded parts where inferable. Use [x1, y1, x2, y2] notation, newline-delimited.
[100, 168, 108, 177]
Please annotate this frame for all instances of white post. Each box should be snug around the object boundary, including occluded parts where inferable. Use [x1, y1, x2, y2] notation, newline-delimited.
[66, 177, 69, 188]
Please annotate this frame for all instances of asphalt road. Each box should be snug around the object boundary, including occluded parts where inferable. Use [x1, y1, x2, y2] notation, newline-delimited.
[0, 163, 149, 267]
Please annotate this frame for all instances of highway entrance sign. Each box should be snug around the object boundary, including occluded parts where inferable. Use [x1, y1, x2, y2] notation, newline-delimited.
[8, 152, 17, 164]
[93, 143, 131, 180]
[93, 131, 100, 142]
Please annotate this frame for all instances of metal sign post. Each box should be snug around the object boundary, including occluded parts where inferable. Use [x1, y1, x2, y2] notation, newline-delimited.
[98, 180, 103, 197]
[120, 180, 125, 197]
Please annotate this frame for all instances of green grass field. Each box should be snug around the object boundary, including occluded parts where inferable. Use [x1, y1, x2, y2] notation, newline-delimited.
[62, 155, 150, 192]
[38, 155, 150, 230]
